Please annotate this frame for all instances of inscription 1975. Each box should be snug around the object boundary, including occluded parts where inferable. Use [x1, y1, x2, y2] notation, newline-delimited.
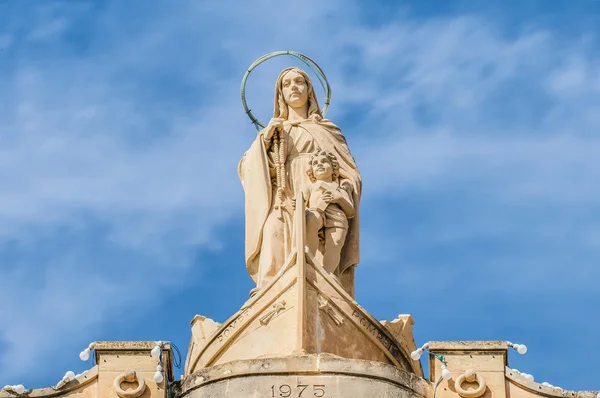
[270, 384, 326, 397]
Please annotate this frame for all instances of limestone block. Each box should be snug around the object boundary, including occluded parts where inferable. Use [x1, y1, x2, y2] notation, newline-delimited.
[428, 341, 508, 398]
[94, 341, 172, 398]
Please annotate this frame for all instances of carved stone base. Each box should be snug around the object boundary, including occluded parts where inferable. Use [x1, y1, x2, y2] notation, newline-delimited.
[176, 355, 431, 398]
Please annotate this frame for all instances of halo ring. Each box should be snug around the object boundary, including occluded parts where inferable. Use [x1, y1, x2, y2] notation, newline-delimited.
[240, 51, 331, 131]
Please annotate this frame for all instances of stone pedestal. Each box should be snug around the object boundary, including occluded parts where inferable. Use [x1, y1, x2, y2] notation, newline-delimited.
[177, 354, 431, 398]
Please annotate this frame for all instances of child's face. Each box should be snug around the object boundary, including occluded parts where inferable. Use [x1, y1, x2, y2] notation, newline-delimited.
[311, 154, 333, 181]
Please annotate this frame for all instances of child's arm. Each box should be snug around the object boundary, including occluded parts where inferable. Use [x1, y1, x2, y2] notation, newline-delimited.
[335, 181, 355, 219]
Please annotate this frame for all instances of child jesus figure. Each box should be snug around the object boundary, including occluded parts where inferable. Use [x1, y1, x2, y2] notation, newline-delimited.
[304, 149, 355, 275]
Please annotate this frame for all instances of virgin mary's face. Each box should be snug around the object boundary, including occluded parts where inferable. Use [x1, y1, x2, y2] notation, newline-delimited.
[281, 70, 309, 109]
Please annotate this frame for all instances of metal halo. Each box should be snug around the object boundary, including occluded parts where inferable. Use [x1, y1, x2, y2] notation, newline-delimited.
[240, 51, 332, 131]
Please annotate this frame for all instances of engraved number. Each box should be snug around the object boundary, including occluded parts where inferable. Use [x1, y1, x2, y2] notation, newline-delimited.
[313, 385, 325, 397]
[280, 385, 292, 397]
[298, 385, 308, 397]
[270, 384, 326, 397]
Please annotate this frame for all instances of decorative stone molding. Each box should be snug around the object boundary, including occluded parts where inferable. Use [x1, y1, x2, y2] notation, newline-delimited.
[113, 369, 146, 398]
[259, 300, 286, 325]
[454, 369, 486, 398]
[318, 295, 344, 325]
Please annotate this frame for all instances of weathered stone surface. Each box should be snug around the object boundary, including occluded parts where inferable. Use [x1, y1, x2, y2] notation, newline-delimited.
[428, 341, 508, 352]
[177, 355, 432, 398]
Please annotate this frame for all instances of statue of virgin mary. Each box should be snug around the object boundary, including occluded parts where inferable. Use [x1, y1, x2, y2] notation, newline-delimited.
[238, 67, 361, 296]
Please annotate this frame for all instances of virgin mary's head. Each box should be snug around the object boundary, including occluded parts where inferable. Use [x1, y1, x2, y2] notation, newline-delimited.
[274, 67, 322, 120]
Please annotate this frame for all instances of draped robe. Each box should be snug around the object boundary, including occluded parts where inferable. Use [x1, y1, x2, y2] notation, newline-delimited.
[238, 118, 361, 295]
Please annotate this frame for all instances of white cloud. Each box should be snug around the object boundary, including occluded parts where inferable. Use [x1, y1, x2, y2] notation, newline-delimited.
[358, 132, 600, 203]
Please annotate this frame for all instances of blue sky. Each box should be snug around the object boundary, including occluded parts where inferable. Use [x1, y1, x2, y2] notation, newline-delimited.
[1, 0, 599, 391]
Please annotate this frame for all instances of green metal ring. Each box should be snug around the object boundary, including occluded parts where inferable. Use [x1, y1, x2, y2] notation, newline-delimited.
[240, 51, 331, 131]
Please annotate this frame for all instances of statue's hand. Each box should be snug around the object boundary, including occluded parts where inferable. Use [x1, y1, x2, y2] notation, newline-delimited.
[322, 189, 342, 204]
[263, 118, 284, 141]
